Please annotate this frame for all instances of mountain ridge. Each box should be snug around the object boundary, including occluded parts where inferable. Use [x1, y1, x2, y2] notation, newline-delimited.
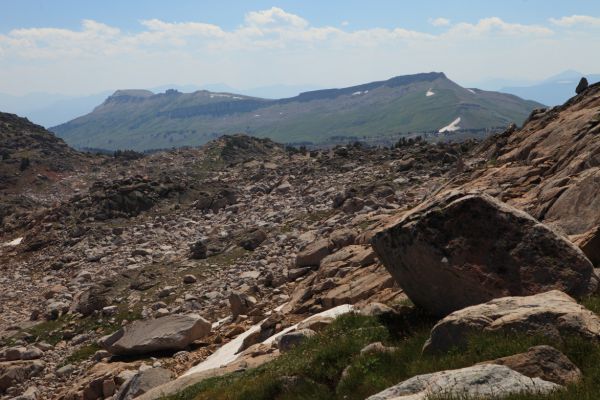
[52, 72, 543, 151]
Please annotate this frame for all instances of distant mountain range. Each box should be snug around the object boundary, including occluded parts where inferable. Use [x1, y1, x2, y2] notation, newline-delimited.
[499, 70, 600, 106]
[50, 72, 542, 151]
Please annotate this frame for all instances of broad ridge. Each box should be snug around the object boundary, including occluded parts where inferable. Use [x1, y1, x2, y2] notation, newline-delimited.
[51, 72, 542, 151]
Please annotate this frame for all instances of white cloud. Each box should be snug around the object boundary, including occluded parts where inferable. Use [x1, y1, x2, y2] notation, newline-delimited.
[245, 7, 308, 28]
[0, 10, 597, 96]
[447, 17, 553, 37]
[430, 17, 451, 27]
[550, 15, 600, 27]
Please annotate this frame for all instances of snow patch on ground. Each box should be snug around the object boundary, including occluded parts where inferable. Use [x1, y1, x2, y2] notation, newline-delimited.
[439, 117, 462, 133]
[2, 237, 22, 247]
[212, 316, 231, 330]
[426, 89, 435, 97]
[183, 304, 354, 377]
[264, 304, 354, 345]
[352, 91, 363, 96]
[466, 88, 476, 94]
[183, 324, 262, 376]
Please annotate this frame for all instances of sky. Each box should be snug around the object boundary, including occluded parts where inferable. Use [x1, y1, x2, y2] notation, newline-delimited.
[1, 0, 600, 95]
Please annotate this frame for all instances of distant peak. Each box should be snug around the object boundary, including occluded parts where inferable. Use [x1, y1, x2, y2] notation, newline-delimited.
[103, 89, 155, 105]
[110, 89, 154, 98]
[389, 72, 446, 81]
[385, 72, 447, 87]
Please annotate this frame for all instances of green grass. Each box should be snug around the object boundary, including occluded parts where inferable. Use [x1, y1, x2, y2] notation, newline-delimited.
[160, 300, 600, 400]
[22, 307, 142, 346]
[64, 343, 101, 365]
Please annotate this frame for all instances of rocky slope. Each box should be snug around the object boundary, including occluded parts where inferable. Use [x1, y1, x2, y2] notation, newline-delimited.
[0, 81, 599, 400]
[0, 112, 103, 233]
[51, 73, 542, 151]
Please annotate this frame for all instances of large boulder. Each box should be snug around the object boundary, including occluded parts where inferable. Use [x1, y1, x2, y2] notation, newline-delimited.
[423, 290, 600, 354]
[366, 364, 560, 400]
[372, 190, 596, 316]
[99, 314, 211, 356]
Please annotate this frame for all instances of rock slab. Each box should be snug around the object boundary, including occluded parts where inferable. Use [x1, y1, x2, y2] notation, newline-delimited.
[423, 290, 600, 354]
[115, 367, 172, 400]
[100, 314, 211, 356]
[366, 364, 560, 400]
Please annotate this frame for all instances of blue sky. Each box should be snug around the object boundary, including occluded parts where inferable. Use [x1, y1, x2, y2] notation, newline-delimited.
[3, 0, 600, 32]
[1, 1, 600, 95]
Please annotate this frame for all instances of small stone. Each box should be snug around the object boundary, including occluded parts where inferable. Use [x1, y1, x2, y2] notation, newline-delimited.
[158, 286, 176, 298]
[360, 342, 397, 355]
[21, 347, 44, 360]
[4, 346, 26, 361]
[102, 305, 119, 316]
[155, 308, 170, 317]
[92, 350, 111, 362]
[56, 364, 75, 377]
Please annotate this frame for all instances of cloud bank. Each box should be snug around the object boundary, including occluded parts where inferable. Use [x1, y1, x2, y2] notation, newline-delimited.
[0, 8, 598, 94]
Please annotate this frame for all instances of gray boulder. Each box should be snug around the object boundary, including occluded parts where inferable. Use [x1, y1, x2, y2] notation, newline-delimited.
[99, 314, 211, 356]
[115, 367, 172, 400]
[372, 190, 596, 316]
[423, 290, 600, 354]
[366, 364, 560, 400]
[278, 329, 316, 352]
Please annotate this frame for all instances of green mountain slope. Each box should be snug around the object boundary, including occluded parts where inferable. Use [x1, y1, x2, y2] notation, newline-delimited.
[51, 73, 543, 151]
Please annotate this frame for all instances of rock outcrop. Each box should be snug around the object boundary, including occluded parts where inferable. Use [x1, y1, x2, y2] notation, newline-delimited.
[465, 82, 600, 238]
[372, 191, 596, 316]
[576, 77, 589, 94]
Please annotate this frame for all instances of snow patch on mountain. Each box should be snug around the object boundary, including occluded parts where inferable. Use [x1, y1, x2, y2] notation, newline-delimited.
[439, 117, 461, 133]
